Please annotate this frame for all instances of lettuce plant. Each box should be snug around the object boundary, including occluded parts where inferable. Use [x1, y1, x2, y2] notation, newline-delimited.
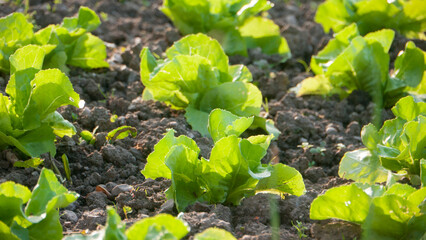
[0, 45, 80, 157]
[310, 96, 426, 239]
[292, 24, 425, 123]
[310, 183, 426, 240]
[315, 0, 426, 39]
[0, 168, 79, 240]
[142, 109, 305, 211]
[65, 206, 236, 240]
[339, 96, 426, 186]
[0, 6, 109, 73]
[161, 0, 291, 59]
[141, 33, 279, 137]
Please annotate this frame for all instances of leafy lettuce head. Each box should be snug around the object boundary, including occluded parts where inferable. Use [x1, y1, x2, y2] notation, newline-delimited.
[0, 45, 80, 157]
[140, 33, 278, 137]
[161, 0, 291, 59]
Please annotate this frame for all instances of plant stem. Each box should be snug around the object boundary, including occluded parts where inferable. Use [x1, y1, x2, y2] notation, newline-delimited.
[49, 154, 64, 183]
[24, 0, 29, 14]
[269, 195, 280, 240]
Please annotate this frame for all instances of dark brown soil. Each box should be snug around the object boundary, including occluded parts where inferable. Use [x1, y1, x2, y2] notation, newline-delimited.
[0, 0, 422, 239]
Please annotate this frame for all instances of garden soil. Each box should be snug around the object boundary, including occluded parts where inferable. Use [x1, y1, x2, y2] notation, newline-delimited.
[0, 0, 424, 239]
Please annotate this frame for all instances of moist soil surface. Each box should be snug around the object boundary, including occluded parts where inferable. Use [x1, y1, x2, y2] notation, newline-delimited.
[0, 0, 423, 239]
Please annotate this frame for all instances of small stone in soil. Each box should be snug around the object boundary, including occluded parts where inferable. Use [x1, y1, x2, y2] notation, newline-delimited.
[158, 199, 174, 214]
[61, 210, 78, 223]
[111, 184, 134, 197]
[105, 182, 118, 192]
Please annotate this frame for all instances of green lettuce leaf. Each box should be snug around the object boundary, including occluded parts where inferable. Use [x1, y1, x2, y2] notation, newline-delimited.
[126, 214, 189, 240]
[22, 69, 80, 130]
[185, 81, 261, 136]
[103, 207, 127, 240]
[0, 12, 34, 72]
[0, 221, 20, 240]
[310, 183, 374, 224]
[255, 163, 305, 197]
[165, 145, 204, 211]
[391, 93, 426, 121]
[142, 129, 200, 180]
[199, 81, 262, 116]
[8, 45, 45, 74]
[62, 6, 101, 32]
[339, 149, 388, 184]
[0, 94, 12, 134]
[207, 108, 254, 142]
[143, 54, 219, 108]
[0, 182, 31, 226]
[161, 0, 291, 57]
[392, 41, 425, 88]
[184, 107, 211, 136]
[202, 135, 261, 205]
[25, 168, 79, 218]
[421, 159, 426, 187]
[161, 0, 211, 35]
[166, 33, 229, 76]
[0, 168, 78, 240]
[67, 33, 109, 69]
[27, 210, 62, 240]
[208, 28, 247, 56]
[315, 0, 426, 39]
[310, 23, 360, 75]
[42, 111, 76, 138]
[0, 6, 108, 73]
[238, 16, 291, 61]
[12, 124, 56, 158]
[194, 228, 237, 240]
[311, 182, 426, 240]
[362, 187, 426, 239]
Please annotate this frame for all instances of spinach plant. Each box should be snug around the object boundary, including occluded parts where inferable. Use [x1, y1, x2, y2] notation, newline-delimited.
[0, 6, 109, 73]
[310, 183, 426, 240]
[292, 24, 425, 124]
[65, 206, 236, 240]
[339, 96, 426, 186]
[141, 33, 279, 137]
[0, 45, 80, 157]
[0, 168, 78, 240]
[161, 0, 291, 59]
[142, 109, 305, 211]
[315, 0, 426, 39]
